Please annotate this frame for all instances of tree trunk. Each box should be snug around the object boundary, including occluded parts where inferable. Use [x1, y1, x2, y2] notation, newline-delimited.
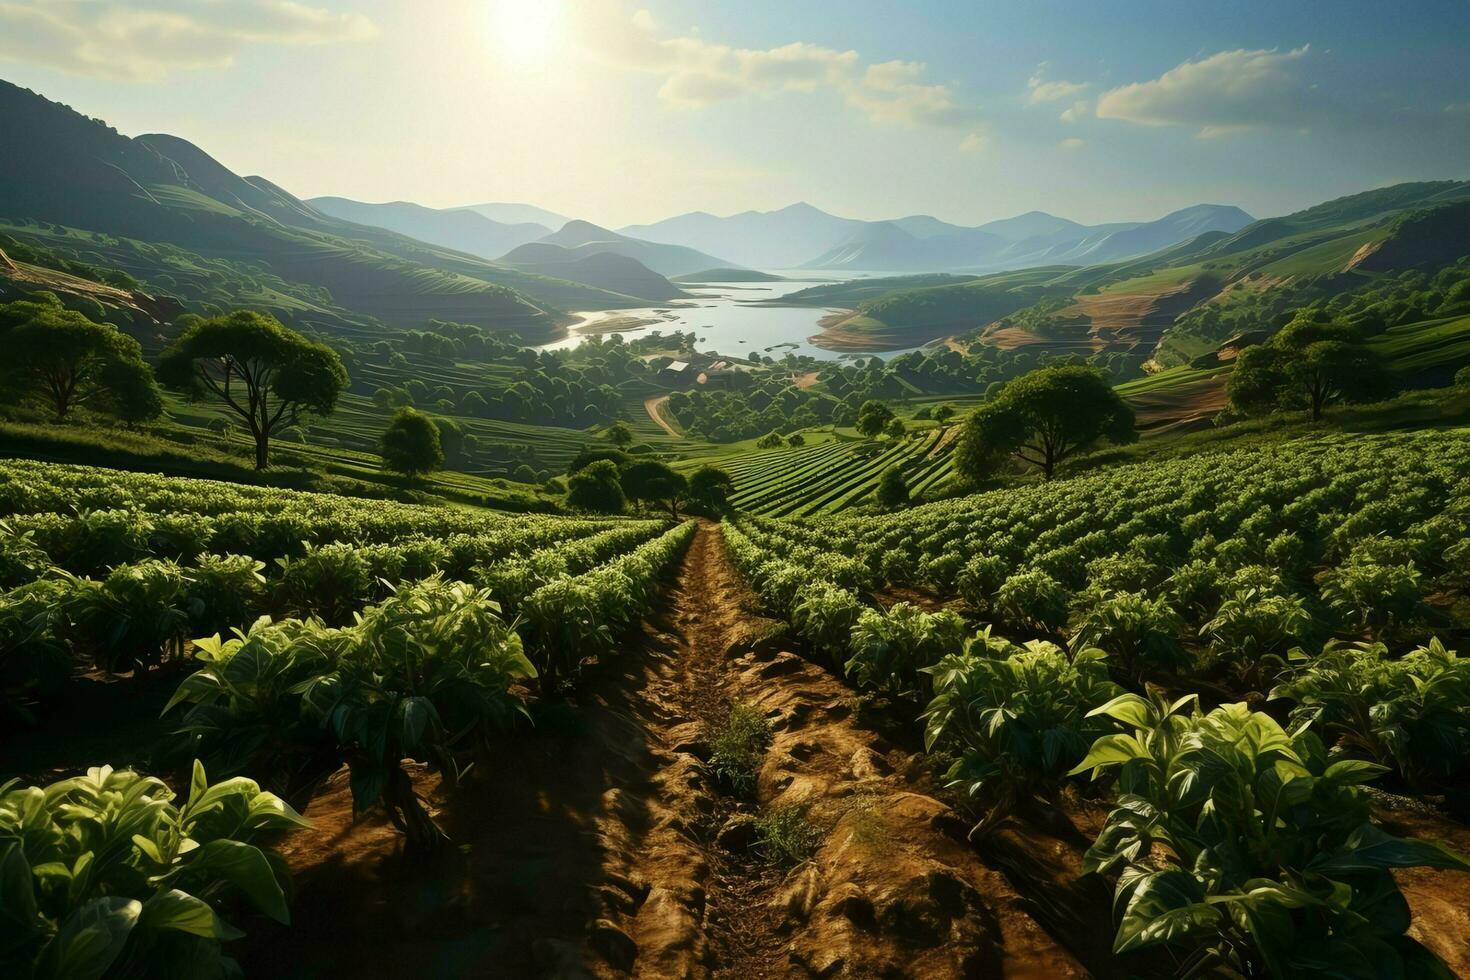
[254, 429, 270, 470]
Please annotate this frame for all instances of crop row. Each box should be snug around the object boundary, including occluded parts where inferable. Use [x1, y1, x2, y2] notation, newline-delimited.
[717, 428, 1470, 974]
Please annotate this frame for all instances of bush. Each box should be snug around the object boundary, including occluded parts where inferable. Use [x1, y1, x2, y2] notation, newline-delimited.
[1070, 590, 1188, 684]
[0, 762, 308, 980]
[707, 703, 770, 796]
[845, 603, 966, 697]
[1073, 696, 1470, 976]
[995, 569, 1070, 633]
[924, 638, 1122, 834]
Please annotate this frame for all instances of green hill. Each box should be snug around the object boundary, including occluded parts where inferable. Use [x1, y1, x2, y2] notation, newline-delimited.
[0, 80, 639, 340]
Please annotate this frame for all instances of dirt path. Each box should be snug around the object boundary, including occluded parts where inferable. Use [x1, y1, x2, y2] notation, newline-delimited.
[243, 524, 1091, 978]
[645, 394, 683, 439]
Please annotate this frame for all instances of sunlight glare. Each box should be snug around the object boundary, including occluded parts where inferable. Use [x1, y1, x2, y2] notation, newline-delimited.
[489, 0, 563, 63]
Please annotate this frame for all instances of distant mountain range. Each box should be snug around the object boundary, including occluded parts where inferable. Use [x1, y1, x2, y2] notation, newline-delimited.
[513, 220, 735, 279]
[309, 197, 550, 259]
[623, 202, 1254, 273]
[0, 79, 657, 340]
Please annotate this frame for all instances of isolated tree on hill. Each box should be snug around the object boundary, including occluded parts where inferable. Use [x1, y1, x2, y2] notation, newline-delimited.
[687, 466, 734, 513]
[512, 463, 537, 484]
[876, 466, 909, 508]
[0, 293, 161, 422]
[756, 431, 785, 449]
[604, 420, 635, 448]
[855, 400, 895, 438]
[380, 407, 443, 478]
[956, 365, 1135, 481]
[158, 310, 347, 469]
[933, 404, 956, 424]
[1228, 312, 1391, 421]
[884, 415, 906, 440]
[565, 459, 625, 514]
[621, 459, 689, 518]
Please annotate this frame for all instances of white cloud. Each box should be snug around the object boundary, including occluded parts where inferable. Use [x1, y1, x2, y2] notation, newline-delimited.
[1096, 46, 1314, 136]
[1059, 99, 1091, 124]
[583, 6, 982, 148]
[1027, 65, 1087, 104]
[1058, 137, 1085, 150]
[0, 0, 377, 82]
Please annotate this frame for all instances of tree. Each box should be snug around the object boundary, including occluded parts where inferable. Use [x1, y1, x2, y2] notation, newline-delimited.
[884, 415, 906, 440]
[756, 431, 785, 449]
[687, 466, 735, 514]
[1228, 312, 1392, 421]
[0, 294, 161, 422]
[956, 365, 1135, 481]
[158, 310, 347, 469]
[934, 404, 956, 424]
[604, 420, 635, 448]
[565, 459, 625, 514]
[512, 463, 538, 483]
[855, 400, 895, 438]
[620, 459, 689, 518]
[380, 407, 443, 478]
[876, 466, 909, 508]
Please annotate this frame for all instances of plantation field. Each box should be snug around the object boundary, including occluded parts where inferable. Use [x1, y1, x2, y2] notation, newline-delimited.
[681, 426, 958, 516]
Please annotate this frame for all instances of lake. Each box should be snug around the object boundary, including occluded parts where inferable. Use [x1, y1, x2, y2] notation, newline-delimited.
[536, 277, 922, 361]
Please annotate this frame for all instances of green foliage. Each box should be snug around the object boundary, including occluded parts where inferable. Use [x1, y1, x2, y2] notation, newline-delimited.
[1070, 590, 1189, 685]
[875, 466, 908, 509]
[620, 459, 688, 518]
[956, 365, 1136, 481]
[1271, 638, 1470, 793]
[706, 703, 770, 796]
[1072, 695, 1470, 976]
[790, 581, 865, 665]
[686, 465, 734, 514]
[995, 569, 1070, 633]
[379, 407, 443, 478]
[157, 310, 347, 469]
[924, 637, 1122, 834]
[0, 293, 161, 423]
[1228, 311, 1393, 421]
[603, 420, 634, 448]
[753, 803, 824, 866]
[855, 400, 895, 439]
[0, 762, 308, 980]
[564, 459, 626, 514]
[845, 603, 967, 697]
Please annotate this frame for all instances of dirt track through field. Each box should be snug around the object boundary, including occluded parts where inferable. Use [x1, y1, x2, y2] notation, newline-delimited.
[245, 523, 1094, 978]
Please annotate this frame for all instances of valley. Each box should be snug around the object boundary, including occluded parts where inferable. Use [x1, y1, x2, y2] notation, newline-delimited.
[3, 7, 1470, 976]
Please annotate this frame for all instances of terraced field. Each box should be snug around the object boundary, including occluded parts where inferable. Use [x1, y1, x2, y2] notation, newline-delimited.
[690, 427, 958, 516]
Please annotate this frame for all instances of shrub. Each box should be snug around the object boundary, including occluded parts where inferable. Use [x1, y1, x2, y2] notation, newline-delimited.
[845, 603, 966, 697]
[1072, 696, 1470, 976]
[1320, 560, 1422, 635]
[1070, 590, 1188, 685]
[791, 581, 865, 665]
[754, 803, 824, 865]
[924, 639, 1122, 835]
[955, 553, 1009, 615]
[995, 569, 1070, 633]
[0, 762, 308, 980]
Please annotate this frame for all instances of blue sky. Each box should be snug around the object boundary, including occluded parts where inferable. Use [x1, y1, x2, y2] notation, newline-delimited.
[2, 1, 1467, 227]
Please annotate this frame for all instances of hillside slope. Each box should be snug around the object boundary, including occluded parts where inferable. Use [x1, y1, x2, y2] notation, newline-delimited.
[0, 80, 637, 338]
[517, 220, 738, 278]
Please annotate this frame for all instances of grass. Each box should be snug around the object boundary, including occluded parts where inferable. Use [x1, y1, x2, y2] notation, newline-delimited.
[706, 703, 771, 796]
[753, 803, 825, 866]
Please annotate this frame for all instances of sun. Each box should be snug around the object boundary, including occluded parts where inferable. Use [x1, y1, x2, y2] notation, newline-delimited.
[489, 0, 563, 63]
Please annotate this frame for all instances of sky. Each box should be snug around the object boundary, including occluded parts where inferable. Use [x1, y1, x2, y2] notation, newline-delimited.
[2, 0, 1468, 228]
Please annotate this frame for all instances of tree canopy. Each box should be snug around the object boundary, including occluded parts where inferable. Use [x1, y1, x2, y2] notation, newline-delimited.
[687, 466, 735, 514]
[855, 400, 895, 438]
[157, 311, 347, 469]
[956, 365, 1135, 481]
[0, 293, 161, 422]
[620, 459, 689, 518]
[876, 466, 909, 508]
[604, 420, 635, 448]
[380, 407, 443, 478]
[565, 459, 626, 514]
[1227, 312, 1392, 421]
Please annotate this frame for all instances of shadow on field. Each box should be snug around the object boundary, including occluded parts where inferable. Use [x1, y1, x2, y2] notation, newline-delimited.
[238, 618, 685, 979]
